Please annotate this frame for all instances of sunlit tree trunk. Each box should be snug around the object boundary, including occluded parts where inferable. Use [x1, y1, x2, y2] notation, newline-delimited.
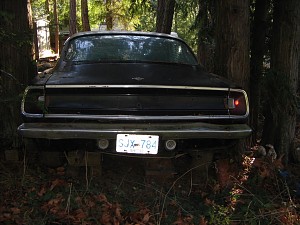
[53, 0, 60, 54]
[214, 0, 250, 157]
[214, 0, 250, 91]
[106, 0, 113, 30]
[262, 0, 300, 164]
[69, 0, 77, 36]
[156, 0, 175, 34]
[45, 0, 50, 20]
[249, 0, 271, 142]
[81, 0, 90, 31]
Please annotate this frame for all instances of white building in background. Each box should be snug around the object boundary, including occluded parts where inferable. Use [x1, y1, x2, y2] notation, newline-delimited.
[36, 19, 50, 52]
[36, 18, 57, 59]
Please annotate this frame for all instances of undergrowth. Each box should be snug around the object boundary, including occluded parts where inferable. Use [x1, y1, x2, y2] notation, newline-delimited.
[0, 151, 299, 225]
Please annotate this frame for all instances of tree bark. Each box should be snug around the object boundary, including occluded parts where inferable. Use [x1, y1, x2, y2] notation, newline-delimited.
[81, 0, 90, 31]
[156, 0, 175, 34]
[106, 0, 113, 30]
[53, 0, 60, 54]
[69, 0, 77, 36]
[214, 0, 250, 91]
[262, 0, 300, 164]
[249, 0, 271, 142]
[197, 0, 215, 72]
[45, 0, 50, 20]
[0, 0, 36, 149]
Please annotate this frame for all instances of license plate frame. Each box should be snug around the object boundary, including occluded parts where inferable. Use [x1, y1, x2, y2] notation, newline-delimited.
[116, 134, 159, 154]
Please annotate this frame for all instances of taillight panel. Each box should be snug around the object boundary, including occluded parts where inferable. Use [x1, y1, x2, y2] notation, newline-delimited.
[22, 86, 45, 117]
[228, 91, 248, 115]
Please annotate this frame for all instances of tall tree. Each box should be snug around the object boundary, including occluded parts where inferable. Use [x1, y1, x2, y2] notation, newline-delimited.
[0, 0, 36, 149]
[196, 0, 215, 71]
[81, 0, 90, 31]
[214, 0, 250, 91]
[262, 0, 300, 163]
[53, 0, 60, 54]
[69, 0, 77, 36]
[156, 0, 175, 34]
[45, 0, 50, 20]
[249, 0, 271, 142]
[106, 0, 113, 30]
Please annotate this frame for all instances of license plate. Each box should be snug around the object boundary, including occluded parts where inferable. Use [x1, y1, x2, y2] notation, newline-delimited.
[116, 134, 159, 154]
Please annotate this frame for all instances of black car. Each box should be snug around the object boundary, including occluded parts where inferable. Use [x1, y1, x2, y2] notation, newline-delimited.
[18, 31, 251, 166]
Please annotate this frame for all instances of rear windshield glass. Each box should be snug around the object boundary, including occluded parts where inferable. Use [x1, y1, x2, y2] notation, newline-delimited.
[64, 35, 198, 65]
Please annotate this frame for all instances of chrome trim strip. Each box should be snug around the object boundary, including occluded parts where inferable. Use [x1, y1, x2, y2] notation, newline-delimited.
[46, 84, 235, 91]
[43, 114, 247, 120]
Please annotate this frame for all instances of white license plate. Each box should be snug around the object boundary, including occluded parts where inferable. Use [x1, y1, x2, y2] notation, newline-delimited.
[116, 134, 159, 154]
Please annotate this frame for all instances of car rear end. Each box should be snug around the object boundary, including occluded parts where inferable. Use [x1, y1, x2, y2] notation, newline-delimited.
[18, 31, 251, 161]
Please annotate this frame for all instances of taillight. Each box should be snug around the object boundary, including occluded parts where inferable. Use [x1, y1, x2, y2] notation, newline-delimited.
[22, 86, 45, 116]
[224, 91, 248, 116]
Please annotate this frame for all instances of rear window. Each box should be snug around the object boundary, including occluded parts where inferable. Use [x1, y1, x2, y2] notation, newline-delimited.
[64, 34, 198, 65]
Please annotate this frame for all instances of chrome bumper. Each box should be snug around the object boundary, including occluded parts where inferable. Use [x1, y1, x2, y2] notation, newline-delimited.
[18, 122, 252, 140]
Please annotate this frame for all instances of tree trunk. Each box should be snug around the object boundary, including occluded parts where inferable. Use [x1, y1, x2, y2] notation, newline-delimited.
[262, 0, 300, 164]
[249, 0, 271, 142]
[197, 0, 215, 72]
[45, 0, 50, 20]
[106, 0, 113, 30]
[69, 0, 77, 36]
[0, 0, 36, 149]
[81, 0, 90, 31]
[214, 0, 250, 91]
[156, 0, 175, 34]
[53, 0, 60, 54]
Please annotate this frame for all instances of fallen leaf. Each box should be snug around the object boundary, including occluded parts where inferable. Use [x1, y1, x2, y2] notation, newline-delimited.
[87, 200, 96, 208]
[56, 167, 65, 172]
[48, 198, 61, 206]
[199, 216, 207, 225]
[37, 186, 47, 197]
[75, 208, 87, 220]
[50, 179, 66, 190]
[142, 213, 150, 223]
[100, 212, 111, 224]
[204, 198, 214, 206]
[10, 207, 20, 215]
[115, 205, 122, 221]
[97, 193, 108, 203]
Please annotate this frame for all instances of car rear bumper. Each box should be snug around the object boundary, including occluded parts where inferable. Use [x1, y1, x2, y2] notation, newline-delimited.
[18, 122, 252, 140]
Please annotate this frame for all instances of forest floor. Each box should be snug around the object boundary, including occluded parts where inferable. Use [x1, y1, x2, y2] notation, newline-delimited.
[0, 144, 300, 225]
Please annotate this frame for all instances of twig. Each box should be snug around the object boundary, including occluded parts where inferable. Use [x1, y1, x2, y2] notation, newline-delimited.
[85, 151, 89, 192]
[157, 162, 209, 225]
[0, 69, 24, 86]
[21, 149, 27, 186]
[115, 167, 132, 196]
[65, 182, 73, 215]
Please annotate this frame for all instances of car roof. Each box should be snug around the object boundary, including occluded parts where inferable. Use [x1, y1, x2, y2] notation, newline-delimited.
[65, 30, 184, 43]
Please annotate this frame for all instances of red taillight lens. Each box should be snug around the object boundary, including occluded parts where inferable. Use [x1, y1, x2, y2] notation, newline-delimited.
[234, 99, 240, 106]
